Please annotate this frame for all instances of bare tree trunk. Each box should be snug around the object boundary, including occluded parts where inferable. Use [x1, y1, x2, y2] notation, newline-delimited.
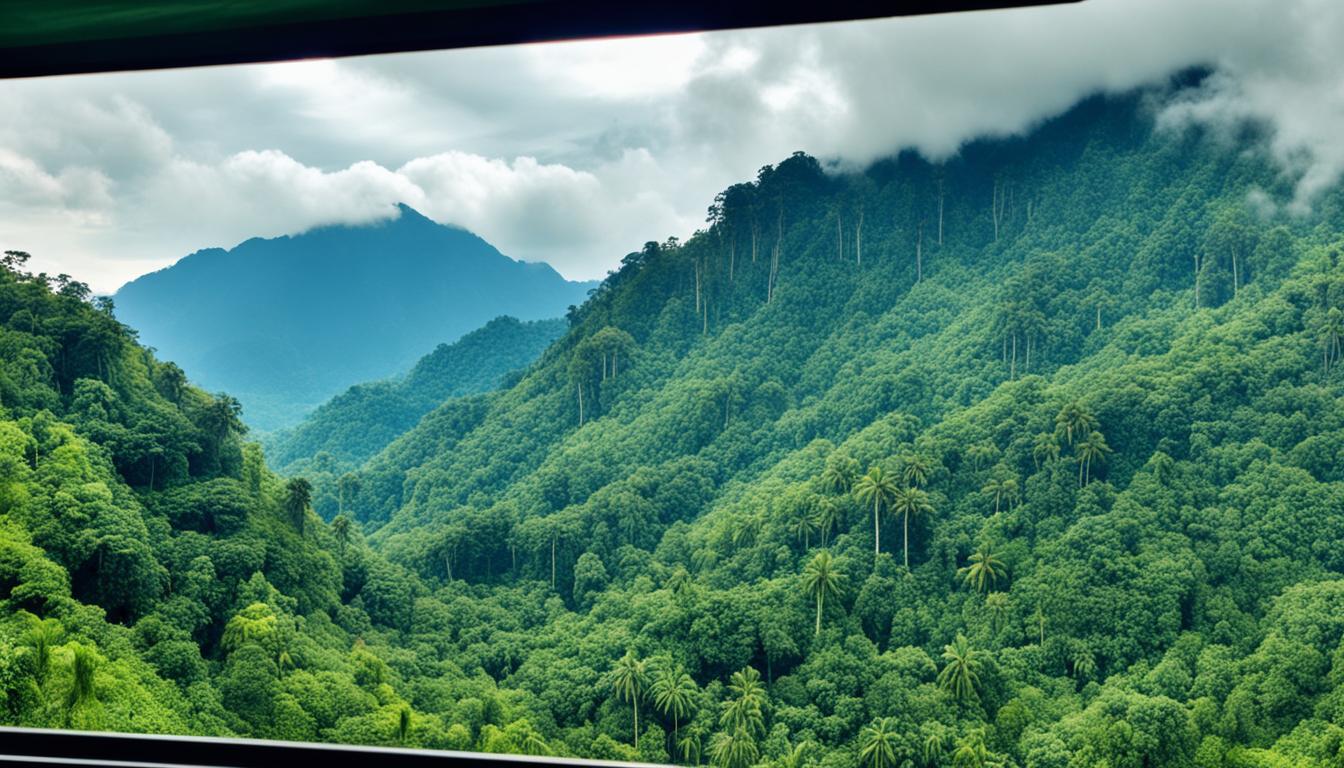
[1232, 250, 1239, 297]
[937, 177, 945, 246]
[1010, 333, 1017, 379]
[551, 536, 557, 588]
[916, 221, 923, 283]
[577, 383, 585, 425]
[694, 259, 701, 315]
[836, 211, 843, 261]
[856, 208, 863, 265]
[1193, 253, 1202, 308]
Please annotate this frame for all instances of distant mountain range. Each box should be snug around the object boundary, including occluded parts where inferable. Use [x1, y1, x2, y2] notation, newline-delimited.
[265, 315, 566, 475]
[113, 204, 595, 430]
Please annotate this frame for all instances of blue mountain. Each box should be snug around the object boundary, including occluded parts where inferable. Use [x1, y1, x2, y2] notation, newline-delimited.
[114, 204, 594, 430]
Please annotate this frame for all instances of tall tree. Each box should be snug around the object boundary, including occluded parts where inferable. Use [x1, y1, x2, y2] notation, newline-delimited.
[891, 486, 934, 570]
[854, 466, 899, 558]
[958, 545, 1006, 595]
[802, 550, 845, 637]
[1076, 430, 1112, 486]
[609, 650, 648, 749]
[1054, 401, 1097, 447]
[650, 662, 697, 756]
[283, 477, 312, 532]
[937, 633, 984, 703]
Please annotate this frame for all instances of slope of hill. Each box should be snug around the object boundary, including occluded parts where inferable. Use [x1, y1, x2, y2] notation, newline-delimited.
[113, 205, 595, 431]
[265, 315, 566, 478]
[5, 77, 1344, 768]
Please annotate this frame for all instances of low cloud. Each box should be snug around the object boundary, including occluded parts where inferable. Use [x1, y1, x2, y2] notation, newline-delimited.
[2, 0, 1343, 291]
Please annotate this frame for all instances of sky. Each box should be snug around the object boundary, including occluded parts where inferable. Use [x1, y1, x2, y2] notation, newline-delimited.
[1, 0, 1342, 293]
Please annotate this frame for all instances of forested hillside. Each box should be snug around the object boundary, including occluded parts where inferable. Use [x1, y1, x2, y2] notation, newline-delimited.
[265, 316, 565, 479]
[6, 78, 1344, 768]
[114, 205, 594, 431]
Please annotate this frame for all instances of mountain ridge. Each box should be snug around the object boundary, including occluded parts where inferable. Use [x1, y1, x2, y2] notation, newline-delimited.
[113, 204, 596, 430]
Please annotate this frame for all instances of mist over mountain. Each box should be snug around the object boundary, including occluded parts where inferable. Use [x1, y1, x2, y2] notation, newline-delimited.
[113, 204, 595, 430]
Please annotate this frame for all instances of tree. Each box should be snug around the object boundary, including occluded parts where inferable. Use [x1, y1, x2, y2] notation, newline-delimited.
[981, 475, 1018, 515]
[985, 592, 1009, 635]
[284, 477, 312, 531]
[958, 545, 1006, 595]
[900, 453, 933, 488]
[709, 727, 758, 768]
[650, 663, 697, 756]
[891, 486, 933, 570]
[1054, 401, 1097, 447]
[853, 466, 898, 558]
[812, 496, 840, 547]
[858, 717, 901, 768]
[1323, 307, 1343, 374]
[610, 650, 648, 749]
[937, 633, 984, 703]
[20, 615, 62, 691]
[789, 503, 819, 550]
[331, 514, 353, 555]
[820, 453, 857, 495]
[64, 642, 99, 726]
[679, 725, 705, 766]
[337, 473, 360, 516]
[1032, 432, 1060, 471]
[720, 667, 766, 739]
[923, 729, 947, 767]
[1076, 429, 1111, 486]
[802, 550, 846, 637]
[951, 729, 1001, 768]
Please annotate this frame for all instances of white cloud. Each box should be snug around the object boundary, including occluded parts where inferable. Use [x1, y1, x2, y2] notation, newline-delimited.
[2, 0, 1344, 292]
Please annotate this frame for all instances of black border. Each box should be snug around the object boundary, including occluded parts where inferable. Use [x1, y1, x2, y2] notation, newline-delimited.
[0, 0, 1079, 79]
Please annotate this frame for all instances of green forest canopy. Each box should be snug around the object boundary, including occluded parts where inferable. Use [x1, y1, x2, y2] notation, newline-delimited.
[4, 79, 1344, 767]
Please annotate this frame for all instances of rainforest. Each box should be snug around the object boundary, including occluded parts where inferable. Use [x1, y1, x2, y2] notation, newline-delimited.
[4, 81, 1344, 768]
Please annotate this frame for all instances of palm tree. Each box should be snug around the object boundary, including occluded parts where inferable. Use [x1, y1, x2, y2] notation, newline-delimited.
[820, 455, 856, 495]
[720, 667, 766, 739]
[853, 466, 898, 557]
[900, 453, 932, 488]
[1071, 646, 1097, 682]
[812, 497, 839, 547]
[1324, 306, 1344, 374]
[1031, 432, 1060, 471]
[981, 476, 1015, 515]
[22, 616, 62, 689]
[891, 486, 933, 570]
[951, 729, 1000, 768]
[774, 740, 812, 768]
[709, 727, 758, 768]
[789, 508, 818, 550]
[65, 643, 99, 725]
[650, 663, 697, 754]
[958, 545, 1006, 595]
[858, 717, 901, 768]
[609, 650, 648, 749]
[1054, 401, 1097, 447]
[802, 550, 845, 637]
[985, 592, 1009, 634]
[396, 706, 412, 743]
[965, 442, 998, 472]
[331, 514, 352, 555]
[678, 724, 705, 766]
[937, 633, 984, 703]
[1076, 430, 1112, 486]
[922, 729, 947, 767]
[284, 477, 312, 531]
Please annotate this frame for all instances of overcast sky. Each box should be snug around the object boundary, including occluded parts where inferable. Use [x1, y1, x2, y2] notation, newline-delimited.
[1, 0, 1341, 293]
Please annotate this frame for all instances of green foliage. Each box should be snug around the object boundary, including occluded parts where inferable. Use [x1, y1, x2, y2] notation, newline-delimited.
[7, 81, 1344, 767]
